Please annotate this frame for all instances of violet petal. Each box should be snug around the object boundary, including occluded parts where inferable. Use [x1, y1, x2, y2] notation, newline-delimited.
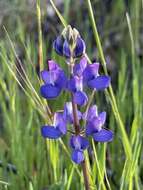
[71, 150, 84, 164]
[63, 40, 71, 58]
[74, 37, 86, 57]
[88, 75, 110, 90]
[74, 91, 88, 106]
[40, 84, 61, 99]
[93, 129, 113, 142]
[41, 126, 62, 139]
[53, 36, 64, 56]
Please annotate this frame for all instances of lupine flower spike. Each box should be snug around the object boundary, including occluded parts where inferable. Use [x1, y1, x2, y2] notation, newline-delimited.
[40, 25, 113, 177]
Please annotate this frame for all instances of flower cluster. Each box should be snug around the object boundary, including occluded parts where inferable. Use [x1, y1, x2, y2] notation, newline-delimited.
[40, 26, 113, 164]
[53, 25, 86, 58]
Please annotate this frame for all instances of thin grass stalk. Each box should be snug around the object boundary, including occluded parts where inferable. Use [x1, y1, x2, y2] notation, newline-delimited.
[22, 41, 41, 85]
[36, 0, 44, 71]
[84, 89, 111, 189]
[0, 180, 9, 186]
[105, 170, 111, 190]
[59, 139, 82, 177]
[126, 12, 139, 115]
[66, 166, 75, 190]
[92, 140, 106, 190]
[86, 0, 132, 159]
[3, 27, 45, 107]
[120, 134, 141, 189]
[126, 12, 141, 190]
[36, 0, 61, 184]
[50, 0, 67, 27]
[36, 0, 53, 118]
[2, 27, 52, 122]
[134, 167, 140, 190]
[0, 53, 46, 117]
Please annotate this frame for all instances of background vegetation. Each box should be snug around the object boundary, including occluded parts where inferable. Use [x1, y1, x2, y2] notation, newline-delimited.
[0, 0, 143, 189]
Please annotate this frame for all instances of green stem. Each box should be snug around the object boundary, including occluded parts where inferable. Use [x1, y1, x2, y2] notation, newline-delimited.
[50, 0, 67, 27]
[86, 0, 132, 159]
[85, 90, 95, 118]
[36, 0, 44, 71]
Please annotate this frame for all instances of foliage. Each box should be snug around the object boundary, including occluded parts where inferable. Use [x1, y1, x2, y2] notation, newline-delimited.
[0, 0, 143, 189]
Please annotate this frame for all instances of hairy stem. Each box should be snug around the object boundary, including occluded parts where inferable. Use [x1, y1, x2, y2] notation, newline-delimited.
[71, 93, 80, 135]
[70, 56, 90, 190]
[81, 160, 91, 190]
[71, 94, 90, 190]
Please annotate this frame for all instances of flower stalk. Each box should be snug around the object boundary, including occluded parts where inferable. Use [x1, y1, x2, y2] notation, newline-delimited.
[70, 57, 90, 190]
[71, 92, 90, 190]
[40, 25, 113, 189]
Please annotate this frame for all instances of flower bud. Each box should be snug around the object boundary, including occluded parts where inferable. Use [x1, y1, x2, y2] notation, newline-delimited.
[53, 25, 86, 58]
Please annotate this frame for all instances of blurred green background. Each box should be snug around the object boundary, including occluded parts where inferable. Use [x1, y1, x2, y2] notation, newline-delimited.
[0, 0, 143, 189]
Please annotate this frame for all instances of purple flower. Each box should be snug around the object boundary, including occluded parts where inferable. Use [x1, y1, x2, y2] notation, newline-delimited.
[53, 36, 64, 56]
[70, 135, 89, 164]
[73, 57, 87, 77]
[73, 37, 86, 58]
[85, 105, 113, 142]
[73, 57, 110, 91]
[65, 57, 88, 106]
[40, 60, 67, 99]
[63, 102, 82, 124]
[41, 112, 67, 139]
[82, 105, 98, 121]
[83, 62, 111, 90]
[39, 26, 114, 167]
[63, 39, 71, 58]
[68, 76, 88, 106]
[53, 35, 86, 58]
